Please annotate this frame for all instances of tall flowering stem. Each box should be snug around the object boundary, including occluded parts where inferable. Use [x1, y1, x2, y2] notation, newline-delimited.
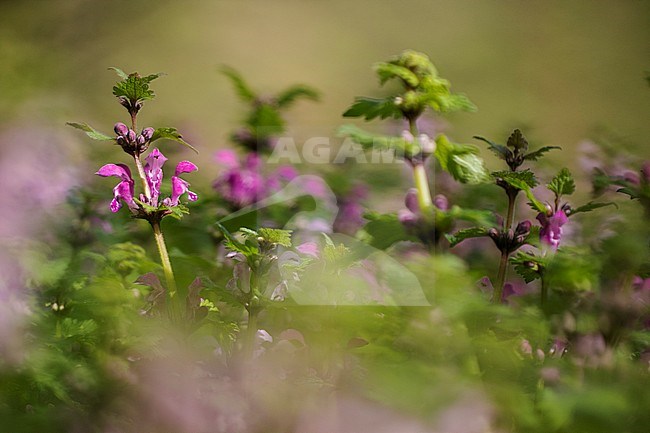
[151, 221, 181, 320]
[409, 118, 434, 214]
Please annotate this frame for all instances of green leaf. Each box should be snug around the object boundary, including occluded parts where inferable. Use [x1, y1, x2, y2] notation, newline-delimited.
[506, 129, 528, 151]
[570, 201, 618, 215]
[66, 122, 114, 141]
[337, 124, 411, 155]
[257, 228, 293, 247]
[216, 223, 259, 258]
[322, 233, 351, 263]
[510, 251, 544, 283]
[108, 66, 129, 80]
[435, 135, 491, 184]
[616, 187, 640, 199]
[445, 227, 489, 248]
[374, 62, 420, 87]
[524, 145, 561, 161]
[112, 71, 164, 103]
[492, 169, 539, 189]
[474, 135, 512, 159]
[221, 66, 256, 102]
[361, 212, 418, 249]
[447, 206, 498, 227]
[548, 168, 575, 197]
[150, 127, 198, 153]
[342, 97, 401, 120]
[276, 85, 320, 107]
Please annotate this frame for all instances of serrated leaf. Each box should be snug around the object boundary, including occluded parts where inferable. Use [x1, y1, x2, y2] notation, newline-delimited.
[548, 168, 575, 197]
[510, 251, 544, 283]
[570, 201, 618, 215]
[361, 212, 418, 249]
[66, 122, 114, 141]
[342, 97, 401, 120]
[524, 145, 561, 161]
[221, 66, 256, 102]
[276, 85, 320, 107]
[374, 62, 420, 87]
[257, 228, 293, 247]
[445, 227, 489, 248]
[322, 233, 350, 263]
[506, 129, 528, 151]
[492, 169, 539, 189]
[112, 71, 164, 103]
[474, 135, 512, 159]
[435, 135, 490, 184]
[150, 127, 198, 153]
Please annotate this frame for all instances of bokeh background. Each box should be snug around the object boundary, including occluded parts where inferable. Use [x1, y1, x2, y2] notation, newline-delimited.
[2, 0, 649, 162]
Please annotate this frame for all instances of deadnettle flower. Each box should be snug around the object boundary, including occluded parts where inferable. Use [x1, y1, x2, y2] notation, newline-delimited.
[144, 148, 168, 206]
[96, 148, 197, 214]
[536, 208, 568, 250]
[164, 160, 199, 207]
[95, 163, 137, 213]
[213, 149, 297, 209]
[114, 122, 154, 155]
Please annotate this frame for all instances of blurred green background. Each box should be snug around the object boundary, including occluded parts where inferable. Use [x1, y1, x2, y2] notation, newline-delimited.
[1, 0, 649, 170]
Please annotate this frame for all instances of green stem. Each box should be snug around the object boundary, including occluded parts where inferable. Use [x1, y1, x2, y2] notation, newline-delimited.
[493, 190, 518, 303]
[408, 117, 434, 213]
[493, 251, 509, 303]
[540, 272, 548, 307]
[152, 221, 180, 320]
[133, 155, 152, 199]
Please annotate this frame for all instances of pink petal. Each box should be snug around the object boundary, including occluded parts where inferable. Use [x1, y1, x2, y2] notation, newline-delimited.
[175, 160, 198, 176]
[96, 163, 132, 181]
[214, 149, 240, 169]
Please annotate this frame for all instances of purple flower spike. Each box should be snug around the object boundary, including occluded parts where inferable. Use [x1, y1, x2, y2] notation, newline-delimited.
[95, 163, 136, 213]
[537, 209, 568, 250]
[166, 160, 198, 206]
[144, 148, 168, 206]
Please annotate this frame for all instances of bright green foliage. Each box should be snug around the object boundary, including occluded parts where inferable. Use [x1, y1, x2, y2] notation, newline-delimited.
[361, 212, 418, 249]
[445, 227, 489, 248]
[548, 168, 576, 197]
[342, 97, 401, 120]
[475, 129, 560, 171]
[510, 251, 546, 283]
[492, 169, 539, 189]
[65, 122, 114, 141]
[337, 124, 418, 157]
[150, 127, 198, 153]
[524, 145, 562, 161]
[570, 201, 617, 215]
[110, 68, 164, 105]
[256, 227, 293, 247]
[344, 50, 475, 121]
[435, 135, 490, 184]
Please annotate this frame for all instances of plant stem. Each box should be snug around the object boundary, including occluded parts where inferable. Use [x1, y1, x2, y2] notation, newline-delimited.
[408, 117, 434, 213]
[540, 272, 548, 307]
[493, 190, 518, 303]
[152, 221, 180, 320]
[133, 155, 152, 199]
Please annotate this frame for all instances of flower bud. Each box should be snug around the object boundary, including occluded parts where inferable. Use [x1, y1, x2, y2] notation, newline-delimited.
[114, 122, 129, 136]
[116, 136, 126, 147]
[141, 127, 155, 141]
[136, 136, 146, 146]
[418, 134, 435, 155]
[433, 194, 448, 211]
[488, 228, 499, 240]
[515, 220, 531, 237]
[127, 130, 137, 143]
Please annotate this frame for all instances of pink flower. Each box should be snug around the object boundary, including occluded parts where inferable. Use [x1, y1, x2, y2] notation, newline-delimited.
[95, 163, 137, 213]
[536, 209, 568, 250]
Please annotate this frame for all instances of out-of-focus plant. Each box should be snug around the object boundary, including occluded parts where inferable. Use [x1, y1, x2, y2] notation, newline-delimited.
[340, 50, 494, 251]
[221, 66, 319, 153]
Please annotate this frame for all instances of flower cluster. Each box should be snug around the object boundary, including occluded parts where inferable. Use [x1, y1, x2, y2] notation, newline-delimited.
[213, 149, 296, 209]
[114, 122, 154, 156]
[536, 204, 570, 250]
[96, 148, 198, 216]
